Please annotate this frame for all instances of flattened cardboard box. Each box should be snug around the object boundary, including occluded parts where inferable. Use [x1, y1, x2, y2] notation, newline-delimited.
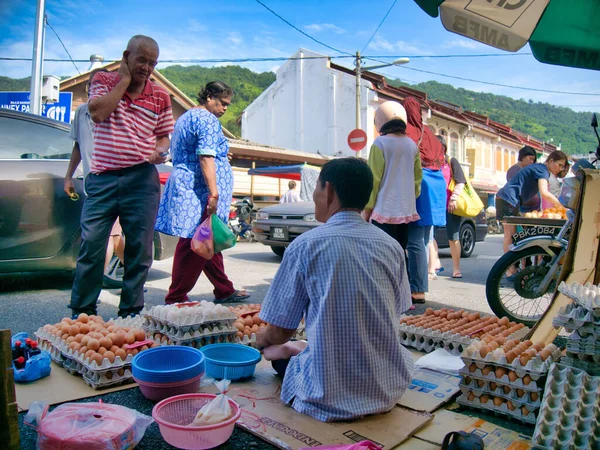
[398, 367, 462, 412]
[205, 359, 433, 450]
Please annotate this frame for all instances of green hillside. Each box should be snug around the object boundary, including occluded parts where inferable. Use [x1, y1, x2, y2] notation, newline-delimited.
[1, 67, 596, 153]
[157, 65, 276, 136]
[388, 79, 596, 154]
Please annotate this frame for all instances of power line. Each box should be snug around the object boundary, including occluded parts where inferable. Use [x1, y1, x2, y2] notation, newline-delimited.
[45, 19, 80, 75]
[361, 0, 397, 53]
[254, 0, 352, 56]
[368, 53, 533, 59]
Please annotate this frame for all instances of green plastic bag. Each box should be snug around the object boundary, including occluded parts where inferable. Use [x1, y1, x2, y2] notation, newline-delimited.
[211, 214, 237, 253]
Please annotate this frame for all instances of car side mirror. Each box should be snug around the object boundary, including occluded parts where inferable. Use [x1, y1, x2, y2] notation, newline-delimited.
[592, 113, 598, 128]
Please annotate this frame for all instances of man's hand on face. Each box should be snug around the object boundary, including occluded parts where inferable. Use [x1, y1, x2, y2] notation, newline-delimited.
[118, 56, 132, 82]
[147, 150, 167, 165]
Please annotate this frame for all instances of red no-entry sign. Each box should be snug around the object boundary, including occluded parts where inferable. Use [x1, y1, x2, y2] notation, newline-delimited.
[347, 128, 368, 152]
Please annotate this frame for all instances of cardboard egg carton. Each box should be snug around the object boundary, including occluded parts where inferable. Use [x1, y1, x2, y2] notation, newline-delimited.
[532, 363, 600, 449]
[459, 366, 545, 391]
[106, 315, 144, 329]
[143, 321, 236, 340]
[557, 282, 600, 318]
[35, 333, 65, 364]
[459, 379, 542, 408]
[553, 303, 600, 327]
[150, 331, 238, 348]
[141, 303, 237, 329]
[461, 345, 561, 380]
[456, 393, 537, 424]
[83, 370, 136, 390]
[566, 351, 600, 363]
[559, 356, 600, 376]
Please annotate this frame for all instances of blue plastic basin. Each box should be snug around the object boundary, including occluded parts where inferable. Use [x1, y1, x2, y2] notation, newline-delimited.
[132, 346, 205, 383]
[200, 344, 262, 380]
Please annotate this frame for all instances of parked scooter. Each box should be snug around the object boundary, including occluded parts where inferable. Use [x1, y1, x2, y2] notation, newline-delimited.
[229, 197, 255, 242]
[485, 206, 503, 234]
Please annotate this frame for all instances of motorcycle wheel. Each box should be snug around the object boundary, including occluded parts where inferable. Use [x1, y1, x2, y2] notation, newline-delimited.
[486, 246, 561, 327]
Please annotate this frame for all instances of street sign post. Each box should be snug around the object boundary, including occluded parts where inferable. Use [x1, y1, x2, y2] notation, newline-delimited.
[0, 91, 73, 123]
[347, 128, 368, 152]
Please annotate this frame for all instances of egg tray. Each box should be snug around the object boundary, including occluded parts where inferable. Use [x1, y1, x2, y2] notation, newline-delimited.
[459, 366, 545, 392]
[106, 315, 145, 329]
[83, 371, 136, 390]
[141, 305, 237, 329]
[461, 345, 561, 380]
[36, 335, 65, 364]
[142, 320, 236, 340]
[150, 331, 239, 348]
[459, 380, 542, 408]
[557, 285, 600, 318]
[456, 393, 537, 425]
[565, 351, 600, 363]
[559, 356, 600, 376]
[553, 302, 600, 326]
[532, 363, 600, 450]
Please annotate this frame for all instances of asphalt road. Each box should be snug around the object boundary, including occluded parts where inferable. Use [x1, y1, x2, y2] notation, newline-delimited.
[0, 235, 504, 336]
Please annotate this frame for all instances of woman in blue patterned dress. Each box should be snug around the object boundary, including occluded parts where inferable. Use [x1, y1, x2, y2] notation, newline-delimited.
[156, 82, 249, 304]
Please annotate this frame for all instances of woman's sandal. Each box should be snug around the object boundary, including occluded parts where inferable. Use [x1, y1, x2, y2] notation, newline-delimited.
[452, 272, 463, 279]
[428, 272, 438, 280]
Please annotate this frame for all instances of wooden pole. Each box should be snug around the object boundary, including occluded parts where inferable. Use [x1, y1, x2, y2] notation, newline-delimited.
[250, 161, 256, 202]
[0, 329, 20, 450]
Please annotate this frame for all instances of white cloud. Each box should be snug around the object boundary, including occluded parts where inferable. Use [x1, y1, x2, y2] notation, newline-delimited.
[304, 23, 346, 34]
[227, 32, 243, 47]
[442, 39, 487, 50]
[367, 36, 395, 52]
[366, 36, 433, 55]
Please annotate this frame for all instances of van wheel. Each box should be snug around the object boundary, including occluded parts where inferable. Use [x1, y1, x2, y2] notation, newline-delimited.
[271, 246, 285, 258]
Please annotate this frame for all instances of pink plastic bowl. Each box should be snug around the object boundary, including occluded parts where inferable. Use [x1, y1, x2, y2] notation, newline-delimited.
[152, 393, 242, 450]
[134, 373, 203, 402]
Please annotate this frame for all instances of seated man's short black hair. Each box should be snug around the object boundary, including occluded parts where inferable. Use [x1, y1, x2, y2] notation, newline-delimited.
[318, 157, 373, 210]
[518, 145, 537, 161]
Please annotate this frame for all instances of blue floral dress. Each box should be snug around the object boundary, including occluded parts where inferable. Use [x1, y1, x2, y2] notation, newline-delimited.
[155, 108, 233, 238]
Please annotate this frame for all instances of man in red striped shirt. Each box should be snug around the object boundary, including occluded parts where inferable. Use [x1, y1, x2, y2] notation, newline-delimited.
[69, 35, 174, 319]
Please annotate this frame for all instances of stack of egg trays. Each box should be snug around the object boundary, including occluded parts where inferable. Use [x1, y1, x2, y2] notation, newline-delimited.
[532, 363, 600, 449]
[143, 319, 237, 341]
[398, 319, 530, 355]
[459, 366, 544, 405]
[35, 332, 65, 365]
[456, 392, 537, 424]
[552, 303, 600, 337]
[149, 330, 238, 348]
[34, 326, 137, 390]
[141, 305, 237, 330]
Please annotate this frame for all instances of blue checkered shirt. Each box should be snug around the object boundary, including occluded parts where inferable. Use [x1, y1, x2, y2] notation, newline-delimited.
[259, 211, 414, 421]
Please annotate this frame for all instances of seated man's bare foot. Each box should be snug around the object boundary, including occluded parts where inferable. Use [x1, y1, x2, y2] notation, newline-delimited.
[263, 341, 307, 361]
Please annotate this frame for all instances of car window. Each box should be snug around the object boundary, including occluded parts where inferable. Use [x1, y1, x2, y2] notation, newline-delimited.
[0, 116, 72, 160]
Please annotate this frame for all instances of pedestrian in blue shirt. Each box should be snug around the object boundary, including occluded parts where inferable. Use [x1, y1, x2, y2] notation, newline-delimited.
[496, 150, 568, 254]
[256, 157, 414, 422]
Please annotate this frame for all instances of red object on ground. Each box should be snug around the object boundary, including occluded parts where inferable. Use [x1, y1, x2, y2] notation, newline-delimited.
[347, 128, 368, 151]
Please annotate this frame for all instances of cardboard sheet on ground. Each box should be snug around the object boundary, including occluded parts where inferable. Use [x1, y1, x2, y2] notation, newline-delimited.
[203, 359, 432, 450]
[414, 410, 533, 450]
[398, 367, 462, 413]
[16, 361, 136, 411]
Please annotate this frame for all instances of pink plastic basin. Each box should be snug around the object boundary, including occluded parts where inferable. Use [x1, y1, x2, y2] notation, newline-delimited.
[135, 373, 203, 402]
[152, 393, 242, 450]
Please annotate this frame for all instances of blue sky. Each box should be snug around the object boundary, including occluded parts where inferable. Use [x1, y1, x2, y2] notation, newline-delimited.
[1, 0, 598, 112]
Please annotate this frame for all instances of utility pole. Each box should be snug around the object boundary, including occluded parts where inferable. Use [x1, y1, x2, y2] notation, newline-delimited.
[355, 51, 362, 132]
[29, 0, 46, 116]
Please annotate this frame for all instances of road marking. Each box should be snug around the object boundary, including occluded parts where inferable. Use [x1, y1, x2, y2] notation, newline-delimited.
[477, 255, 499, 260]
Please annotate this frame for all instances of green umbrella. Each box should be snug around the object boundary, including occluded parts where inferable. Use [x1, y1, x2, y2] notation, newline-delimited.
[414, 0, 600, 71]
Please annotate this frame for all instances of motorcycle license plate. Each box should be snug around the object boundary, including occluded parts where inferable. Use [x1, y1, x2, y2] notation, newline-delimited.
[271, 227, 288, 241]
[230, 219, 240, 226]
[512, 225, 560, 243]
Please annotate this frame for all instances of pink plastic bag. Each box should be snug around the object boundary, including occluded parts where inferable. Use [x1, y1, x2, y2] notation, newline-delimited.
[191, 216, 214, 259]
[300, 441, 381, 450]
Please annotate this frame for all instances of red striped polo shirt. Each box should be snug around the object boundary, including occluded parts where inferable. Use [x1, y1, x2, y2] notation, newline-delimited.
[88, 71, 174, 173]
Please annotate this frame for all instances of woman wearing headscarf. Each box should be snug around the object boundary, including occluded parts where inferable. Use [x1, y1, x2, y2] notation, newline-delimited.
[363, 101, 422, 251]
[402, 97, 447, 304]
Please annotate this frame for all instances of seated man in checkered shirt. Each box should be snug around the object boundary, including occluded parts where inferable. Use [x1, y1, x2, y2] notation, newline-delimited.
[256, 157, 414, 422]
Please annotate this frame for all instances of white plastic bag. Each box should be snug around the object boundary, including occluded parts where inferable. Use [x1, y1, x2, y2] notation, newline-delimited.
[191, 379, 232, 426]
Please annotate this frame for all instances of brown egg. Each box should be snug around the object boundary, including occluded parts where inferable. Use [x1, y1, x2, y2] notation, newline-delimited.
[467, 392, 475, 401]
[477, 380, 486, 388]
[516, 389, 525, 398]
[66, 336, 76, 344]
[533, 342, 545, 352]
[253, 315, 262, 326]
[505, 351, 517, 364]
[506, 401, 516, 411]
[61, 324, 71, 335]
[540, 349, 552, 361]
[465, 376, 472, 385]
[251, 324, 260, 334]
[151, 342, 160, 348]
[91, 352, 104, 366]
[503, 386, 511, 395]
[111, 333, 125, 348]
[140, 345, 149, 352]
[425, 308, 434, 315]
[125, 332, 136, 345]
[482, 365, 494, 376]
[104, 351, 116, 363]
[117, 368, 125, 377]
[99, 337, 112, 350]
[493, 397, 503, 407]
[479, 345, 490, 358]
[521, 406, 530, 416]
[77, 313, 89, 323]
[85, 349, 95, 360]
[243, 328, 252, 337]
[79, 346, 88, 355]
[100, 328, 110, 336]
[97, 347, 107, 355]
[243, 317, 254, 327]
[530, 392, 539, 402]
[522, 375, 532, 386]
[234, 322, 244, 332]
[498, 317, 509, 326]
[115, 348, 127, 361]
[105, 371, 114, 380]
[495, 367, 507, 379]
[134, 329, 146, 342]
[489, 382, 497, 391]
[508, 371, 518, 382]
[127, 348, 139, 356]
[519, 354, 531, 366]
[469, 363, 477, 373]
[480, 394, 490, 404]
[110, 345, 120, 354]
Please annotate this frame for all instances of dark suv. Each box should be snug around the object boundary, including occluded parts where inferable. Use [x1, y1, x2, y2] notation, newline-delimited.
[0, 108, 176, 282]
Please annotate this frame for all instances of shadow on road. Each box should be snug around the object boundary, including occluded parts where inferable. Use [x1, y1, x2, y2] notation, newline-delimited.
[0, 271, 74, 293]
[226, 251, 283, 264]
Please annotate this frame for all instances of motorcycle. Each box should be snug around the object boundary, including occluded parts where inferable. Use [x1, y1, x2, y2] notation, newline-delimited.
[485, 113, 599, 326]
[487, 217, 503, 235]
[228, 197, 255, 242]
